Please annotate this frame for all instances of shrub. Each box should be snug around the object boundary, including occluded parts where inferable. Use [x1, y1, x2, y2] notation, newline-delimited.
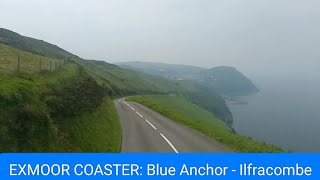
[14, 104, 53, 151]
[45, 73, 105, 117]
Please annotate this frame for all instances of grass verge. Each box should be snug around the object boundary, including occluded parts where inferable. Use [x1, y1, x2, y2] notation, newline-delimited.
[58, 97, 121, 152]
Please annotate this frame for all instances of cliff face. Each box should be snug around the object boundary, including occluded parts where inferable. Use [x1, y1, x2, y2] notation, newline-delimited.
[180, 84, 234, 127]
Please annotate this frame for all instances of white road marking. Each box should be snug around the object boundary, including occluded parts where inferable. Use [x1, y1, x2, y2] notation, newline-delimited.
[123, 100, 177, 153]
[160, 133, 179, 153]
[145, 119, 157, 130]
[136, 112, 143, 118]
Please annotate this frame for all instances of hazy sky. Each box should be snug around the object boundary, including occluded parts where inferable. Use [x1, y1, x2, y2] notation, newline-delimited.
[1, 0, 320, 79]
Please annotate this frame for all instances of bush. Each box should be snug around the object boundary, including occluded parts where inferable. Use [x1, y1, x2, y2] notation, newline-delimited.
[44, 96, 65, 115]
[14, 104, 54, 151]
[45, 73, 105, 117]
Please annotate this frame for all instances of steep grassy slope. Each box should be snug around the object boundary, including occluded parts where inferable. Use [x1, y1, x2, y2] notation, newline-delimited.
[128, 95, 283, 152]
[0, 63, 75, 151]
[0, 44, 121, 151]
[0, 28, 76, 59]
[58, 97, 121, 152]
[176, 80, 233, 125]
[77, 60, 181, 96]
[0, 31, 123, 151]
[0, 43, 61, 73]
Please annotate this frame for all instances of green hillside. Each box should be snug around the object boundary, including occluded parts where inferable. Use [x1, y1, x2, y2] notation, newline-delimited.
[174, 80, 233, 125]
[117, 61, 205, 79]
[128, 95, 283, 152]
[77, 59, 181, 96]
[0, 28, 178, 96]
[0, 43, 61, 73]
[83, 60, 233, 124]
[78, 60, 233, 124]
[0, 28, 233, 124]
[0, 28, 76, 59]
[0, 44, 120, 152]
[201, 66, 259, 95]
[117, 61, 259, 96]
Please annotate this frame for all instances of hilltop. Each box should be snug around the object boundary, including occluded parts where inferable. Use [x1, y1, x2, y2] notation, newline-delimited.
[0, 28, 76, 59]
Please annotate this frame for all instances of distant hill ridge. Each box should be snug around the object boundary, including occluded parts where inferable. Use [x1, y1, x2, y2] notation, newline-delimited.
[117, 61, 259, 96]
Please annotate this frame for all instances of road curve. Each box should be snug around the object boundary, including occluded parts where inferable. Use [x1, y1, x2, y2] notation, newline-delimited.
[114, 98, 230, 153]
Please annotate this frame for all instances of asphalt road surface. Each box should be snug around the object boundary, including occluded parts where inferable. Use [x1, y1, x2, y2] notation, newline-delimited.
[114, 98, 230, 153]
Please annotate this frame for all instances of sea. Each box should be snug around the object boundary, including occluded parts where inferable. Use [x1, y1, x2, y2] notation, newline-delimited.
[227, 76, 320, 152]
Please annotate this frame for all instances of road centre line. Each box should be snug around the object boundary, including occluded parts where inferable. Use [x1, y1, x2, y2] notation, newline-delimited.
[136, 112, 143, 118]
[160, 133, 179, 153]
[123, 100, 179, 153]
[145, 119, 157, 130]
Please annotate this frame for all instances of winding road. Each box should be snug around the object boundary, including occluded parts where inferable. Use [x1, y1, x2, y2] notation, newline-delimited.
[114, 98, 230, 153]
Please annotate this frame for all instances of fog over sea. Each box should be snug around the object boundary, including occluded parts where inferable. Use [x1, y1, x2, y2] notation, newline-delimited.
[228, 75, 320, 152]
